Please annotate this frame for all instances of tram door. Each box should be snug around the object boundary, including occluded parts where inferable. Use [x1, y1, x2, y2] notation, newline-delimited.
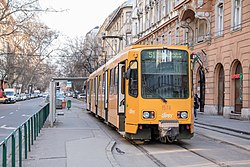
[87, 80, 91, 111]
[118, 63, 125, 131]
[104, 71, 108, 122]
[95, 76, 98, 115]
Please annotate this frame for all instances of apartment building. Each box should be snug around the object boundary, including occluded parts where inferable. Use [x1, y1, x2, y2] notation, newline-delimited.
[103, 0, 133, 60]
[129, 0, 250, 120]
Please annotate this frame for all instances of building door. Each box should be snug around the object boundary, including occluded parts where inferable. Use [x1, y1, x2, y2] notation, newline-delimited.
[199, 69, 205, 112]
[235, 63, 243, 114]
[218, 67, 224, 115]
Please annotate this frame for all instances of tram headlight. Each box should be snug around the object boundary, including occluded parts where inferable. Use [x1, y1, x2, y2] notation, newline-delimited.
[143, 111, 155, 119]
[177, 111, 188, 119]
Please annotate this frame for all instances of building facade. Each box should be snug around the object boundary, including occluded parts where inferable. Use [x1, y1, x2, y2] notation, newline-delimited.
[129, 0, 250, 120]
[96, 0, 249, 120]
[103, 0, 133, 60]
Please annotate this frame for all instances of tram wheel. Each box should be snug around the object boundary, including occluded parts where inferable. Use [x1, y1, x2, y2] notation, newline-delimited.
[159, 137, 167, 143]
[166, 136, 176, 143]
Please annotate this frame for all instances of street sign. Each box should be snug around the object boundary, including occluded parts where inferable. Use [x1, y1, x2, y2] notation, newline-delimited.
[66, 81, 72, 88]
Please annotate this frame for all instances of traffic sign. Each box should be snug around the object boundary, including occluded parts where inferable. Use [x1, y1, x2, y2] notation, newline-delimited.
[66, 81, 72, 88]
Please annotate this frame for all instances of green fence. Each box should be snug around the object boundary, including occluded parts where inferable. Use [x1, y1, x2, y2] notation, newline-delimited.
[0, 103, 50, 167]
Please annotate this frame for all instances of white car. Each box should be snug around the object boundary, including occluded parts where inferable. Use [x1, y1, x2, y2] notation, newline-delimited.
[77, 93, 86, 99]
[4, 88, 16, 103]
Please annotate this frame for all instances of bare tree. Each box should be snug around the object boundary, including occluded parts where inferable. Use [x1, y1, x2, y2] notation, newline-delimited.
[0, 17, 60, 92]
[59, 33, 104, 77]
[0, 0, 65, 91]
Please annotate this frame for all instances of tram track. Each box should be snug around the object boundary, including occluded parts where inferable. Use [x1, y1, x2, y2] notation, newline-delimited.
[178, 141, 229, 167]
[87, 112, 167, 167]
[129, 140, 167, 167]
[88, 111, 242, 167]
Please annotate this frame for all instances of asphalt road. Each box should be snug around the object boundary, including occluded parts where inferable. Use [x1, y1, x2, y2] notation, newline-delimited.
[0, 97, 46, 142]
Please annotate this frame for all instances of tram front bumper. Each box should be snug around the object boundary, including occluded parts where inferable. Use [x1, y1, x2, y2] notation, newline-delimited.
[158, 120, 179, 138]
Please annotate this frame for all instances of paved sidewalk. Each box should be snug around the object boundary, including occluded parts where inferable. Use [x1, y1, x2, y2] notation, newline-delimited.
[23, 100, 117, 167]
[195, 112, 250, 135]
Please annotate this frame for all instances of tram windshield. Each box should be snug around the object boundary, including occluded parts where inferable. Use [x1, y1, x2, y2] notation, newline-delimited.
[141, 49, 189, 99]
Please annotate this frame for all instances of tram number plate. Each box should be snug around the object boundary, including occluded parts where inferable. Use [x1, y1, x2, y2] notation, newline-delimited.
[159, 121, 179, 128]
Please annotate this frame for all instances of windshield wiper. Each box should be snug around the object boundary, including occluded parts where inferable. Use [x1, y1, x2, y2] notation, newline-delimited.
[143, 83, 167, 103]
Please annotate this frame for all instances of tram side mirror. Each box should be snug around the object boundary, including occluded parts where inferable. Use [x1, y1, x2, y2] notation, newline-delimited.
[125, 68, 131, 80]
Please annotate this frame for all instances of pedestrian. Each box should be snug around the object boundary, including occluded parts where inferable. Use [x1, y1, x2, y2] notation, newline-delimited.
[194, 94, 200, 120]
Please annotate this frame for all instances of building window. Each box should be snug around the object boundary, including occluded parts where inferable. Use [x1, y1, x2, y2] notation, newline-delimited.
[146, 11, 149, 29]
[196, 19, 207, 43]
[215, 1, 224, 36]
[126, 12, 132, 24]
[174, 0, 184, 7]
[183, 28, 188, 45]
[175, 26, 179, 45]
[197, 0, 204, 8]
[162, 28, 165, 44]
[168, 30, 172, 45]
[155, 1, 160, 22]
[150, 36, 153, 44]
[161, 0, 166, 19]
[231, 0, 242, 30]
[166, 0, 172, 15]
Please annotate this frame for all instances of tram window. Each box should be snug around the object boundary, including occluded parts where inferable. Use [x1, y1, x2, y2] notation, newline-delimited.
[128, 61, 138, 97]
[94, 78, 96, 95]
[110, 69, 113, 94]
[88, 81, 90, 95]
[102, 73, 105, 94]
[114, 67, 118, 94]
[121, 66, 125, 94]
[98, 75, 101, 95]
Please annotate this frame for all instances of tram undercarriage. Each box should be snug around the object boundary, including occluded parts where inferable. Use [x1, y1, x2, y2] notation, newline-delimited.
[125, 123, 193, 143]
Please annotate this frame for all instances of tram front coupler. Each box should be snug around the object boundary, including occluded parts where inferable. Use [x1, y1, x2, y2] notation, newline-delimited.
[158, 120, 179, 142]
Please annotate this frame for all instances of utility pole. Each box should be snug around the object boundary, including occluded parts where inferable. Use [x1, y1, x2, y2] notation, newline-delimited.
[102, 35, 123, 62]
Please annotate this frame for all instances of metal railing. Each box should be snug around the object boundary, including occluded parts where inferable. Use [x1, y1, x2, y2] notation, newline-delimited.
[0, 103, 50, 167]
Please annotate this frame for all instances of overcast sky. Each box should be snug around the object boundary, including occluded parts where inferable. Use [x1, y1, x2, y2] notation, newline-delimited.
[39, 0, 126, 38]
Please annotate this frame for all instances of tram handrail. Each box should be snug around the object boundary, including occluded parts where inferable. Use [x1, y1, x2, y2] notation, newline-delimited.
[0, 103, 50, 167]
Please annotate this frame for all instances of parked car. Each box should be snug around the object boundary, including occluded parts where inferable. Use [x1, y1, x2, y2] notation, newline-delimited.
[4, 88, 16, 103]
[15, 94, 22, 101]
[72, 93, 77, 98]
[77, 93, 86, 99]
[21, 93, 27, 100]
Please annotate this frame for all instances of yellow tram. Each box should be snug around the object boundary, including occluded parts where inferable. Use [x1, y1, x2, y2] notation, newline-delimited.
[86, 45, 194, 142]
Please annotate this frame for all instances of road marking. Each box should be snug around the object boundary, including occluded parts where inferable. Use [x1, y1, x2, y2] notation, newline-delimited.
[0, 125, 16, 130]
[9, 112, 14, 115]
[0, 116, 5, 119]
[22, 114, 31, 117]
